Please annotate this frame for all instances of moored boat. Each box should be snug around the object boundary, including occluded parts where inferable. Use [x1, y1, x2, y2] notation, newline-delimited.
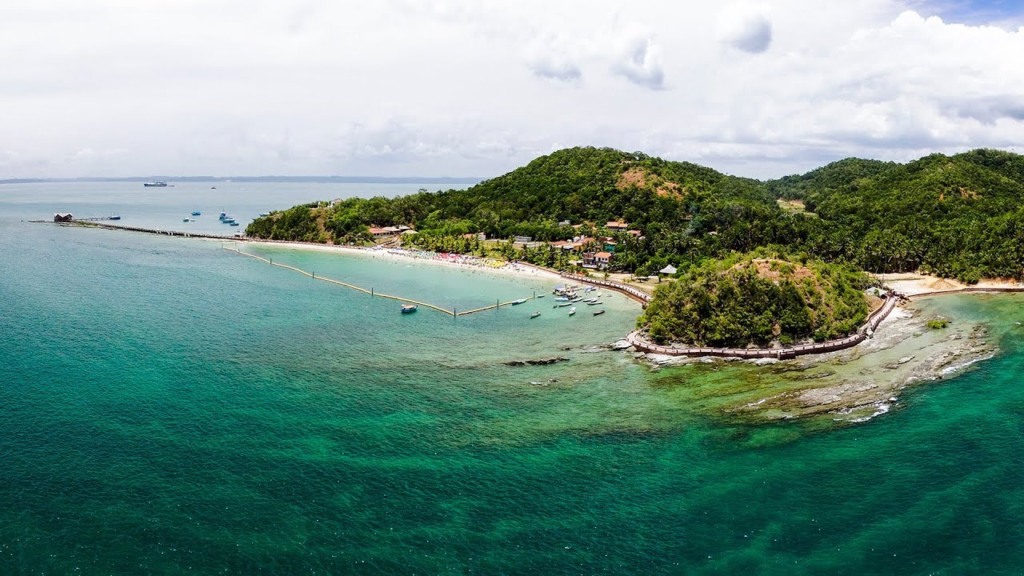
[593, 309, 606, 316]
[568, 307, 576, 316]
[143, 181, 167, 187]
[511, 298, 527, 305]
[191, 211, 201, 216]
[530, 311, 541, 319]
[400, 304, 418, 314]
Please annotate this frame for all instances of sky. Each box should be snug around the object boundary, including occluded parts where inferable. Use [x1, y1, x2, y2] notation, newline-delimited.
[1, 0, 1023, 180]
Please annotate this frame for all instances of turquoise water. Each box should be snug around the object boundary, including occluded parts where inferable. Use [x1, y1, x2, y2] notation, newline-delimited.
[3, 180, 456, 236]
[3, 186, 1024, 574]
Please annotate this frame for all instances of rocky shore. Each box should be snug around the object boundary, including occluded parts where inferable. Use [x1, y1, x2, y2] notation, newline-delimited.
[627, 301, 997, 424]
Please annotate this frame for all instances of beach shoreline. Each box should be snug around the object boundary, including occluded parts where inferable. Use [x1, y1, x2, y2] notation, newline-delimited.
[229, 239, 567, 284]
[875, 272, 1024, 296]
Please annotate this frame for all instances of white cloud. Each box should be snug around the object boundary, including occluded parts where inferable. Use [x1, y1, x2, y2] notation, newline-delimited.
[608, 26, 665, 89]
[717, 4, 774, 53]
[0, 0, 1023, 179]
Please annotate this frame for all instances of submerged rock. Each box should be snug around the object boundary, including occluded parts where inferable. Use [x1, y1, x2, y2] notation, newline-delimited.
[504, 356, 570, 367]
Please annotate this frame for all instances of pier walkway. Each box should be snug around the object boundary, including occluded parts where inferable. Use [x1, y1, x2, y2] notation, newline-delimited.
[557, 273, 651, 305]
[225, 246, 538, 318]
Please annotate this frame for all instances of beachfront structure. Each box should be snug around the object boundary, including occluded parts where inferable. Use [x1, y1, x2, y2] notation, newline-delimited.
[369, 227, 399, 238]
[54, 213, 73, 222]
[605, 220, 628, 231]
[582, 251, 613, 269]
[369, 225, 412, 239]
[551, 236, 596, 252]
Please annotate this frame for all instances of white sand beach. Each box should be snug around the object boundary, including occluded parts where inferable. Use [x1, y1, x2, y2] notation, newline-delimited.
[233, 240, 565, 283]
[874, 272, 1024, 296]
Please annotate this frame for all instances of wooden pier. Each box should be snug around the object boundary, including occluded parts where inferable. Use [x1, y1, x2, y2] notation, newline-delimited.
[225, 246, 537, 317]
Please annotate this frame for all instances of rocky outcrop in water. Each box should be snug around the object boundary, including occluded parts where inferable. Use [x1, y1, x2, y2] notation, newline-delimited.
[504, 357, 570, 367]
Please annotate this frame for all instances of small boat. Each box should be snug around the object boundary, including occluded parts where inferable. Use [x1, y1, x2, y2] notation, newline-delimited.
[530, 311, 541, 319]
[587, 301, 603, 306]
[583, 297, 598, 303]
[191, 211, 201, 216]
[401, 304, 418, 314]
[593, 309, 606, 316]
[210, 186, 217, 190]
[554, 296, 570, 302]
[511, 298, 527, 305]
[218, 212, 227, 220]
[536, 294, 545, 299]
[222, 218, 236, 224]
[108, 215, 121, 221]
[556, 302, 572, 307]
[259, 212, 270, 217]
[143, 181, 167, 187]
[229, 222, 239, 226]
[182, 218, 192, 222]
[568, 307, 576, 316]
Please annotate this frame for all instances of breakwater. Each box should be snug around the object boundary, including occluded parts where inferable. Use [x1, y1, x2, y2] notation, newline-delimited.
[225, 246, 537, 317]
[558, 273, 652, 305]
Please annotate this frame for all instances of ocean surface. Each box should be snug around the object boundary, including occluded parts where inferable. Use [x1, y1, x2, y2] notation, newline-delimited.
[2, 182, 1024, 574]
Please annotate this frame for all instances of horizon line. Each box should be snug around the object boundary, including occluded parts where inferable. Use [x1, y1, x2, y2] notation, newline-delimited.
[0, 175, 484, 185]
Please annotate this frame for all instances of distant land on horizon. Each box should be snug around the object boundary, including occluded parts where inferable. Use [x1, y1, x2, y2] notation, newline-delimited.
[0, 175, 484, 185]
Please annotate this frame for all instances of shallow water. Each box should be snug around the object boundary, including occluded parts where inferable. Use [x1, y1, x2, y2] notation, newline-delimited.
[3, 185, 1024, 574]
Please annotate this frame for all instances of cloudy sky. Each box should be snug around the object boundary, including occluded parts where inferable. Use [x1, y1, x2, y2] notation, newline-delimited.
[2, 0, 1023, 179]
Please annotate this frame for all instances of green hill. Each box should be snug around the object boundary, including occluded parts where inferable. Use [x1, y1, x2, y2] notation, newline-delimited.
[800, 150, 1024, 280]
[638, 254, 870, 346]
[246, 146, 1024, 283]
[766, 157, 896, 200]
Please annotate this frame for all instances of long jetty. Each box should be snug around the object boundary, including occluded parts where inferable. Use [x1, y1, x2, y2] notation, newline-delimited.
[627, 292, 899, 360]
[225, 246, 537, 317]
[53, 220, 240, 240]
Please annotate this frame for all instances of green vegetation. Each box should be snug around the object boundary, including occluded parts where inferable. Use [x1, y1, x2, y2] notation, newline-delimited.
[245, 145, 1024, 345]
[638, 254, 869, 346]
[926, 317, 950, 330]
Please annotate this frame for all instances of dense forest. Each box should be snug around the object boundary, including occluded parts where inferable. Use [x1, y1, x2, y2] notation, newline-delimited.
[245, 146, 1024, 344]
[247, 146, 1024, 283]
[638, 253, 870, 346]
